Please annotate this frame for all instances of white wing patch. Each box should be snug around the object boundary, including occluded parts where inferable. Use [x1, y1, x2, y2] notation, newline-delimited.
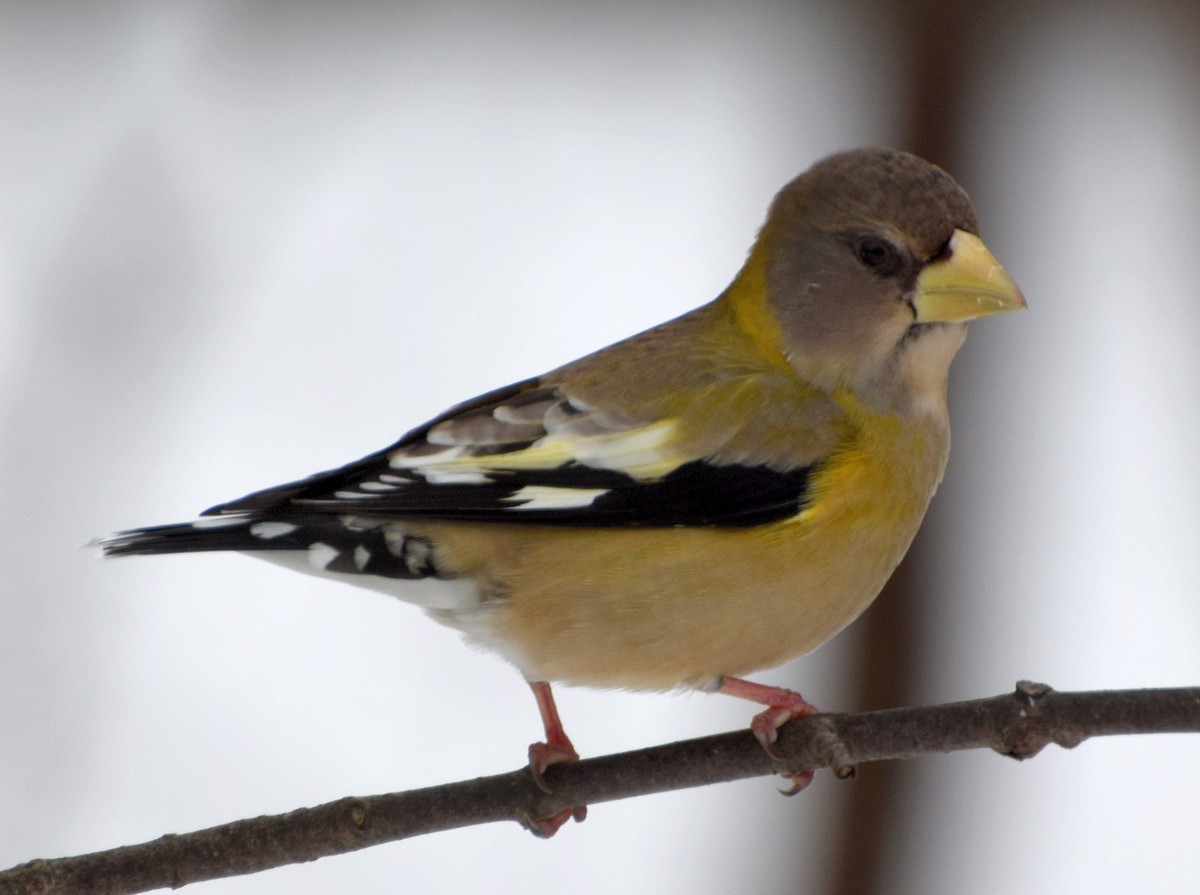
[418, 468, 492, 485]
[506, 485, 609, 511]
[382, 415, 682, 489]
[565, 421, 680, 478]
[192, 515, 248, 529]
[357, 481, 401, 493]
[249, 521, 299, 539]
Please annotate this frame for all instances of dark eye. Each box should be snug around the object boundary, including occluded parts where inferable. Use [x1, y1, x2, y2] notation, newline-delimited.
[854, 237, 902, 276]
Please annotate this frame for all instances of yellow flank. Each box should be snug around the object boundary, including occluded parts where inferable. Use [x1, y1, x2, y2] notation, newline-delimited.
[420, 398, 948, 691]
[797, 389, 946, 526]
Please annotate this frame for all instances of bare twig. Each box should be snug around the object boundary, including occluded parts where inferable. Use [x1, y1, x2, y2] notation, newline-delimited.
[3, 683, 1197, 895]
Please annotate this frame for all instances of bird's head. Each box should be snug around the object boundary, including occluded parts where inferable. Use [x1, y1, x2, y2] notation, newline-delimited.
[755, 147, 1025, 411]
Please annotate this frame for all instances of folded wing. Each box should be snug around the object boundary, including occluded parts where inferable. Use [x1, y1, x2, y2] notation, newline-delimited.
[205, 377, 825, 528]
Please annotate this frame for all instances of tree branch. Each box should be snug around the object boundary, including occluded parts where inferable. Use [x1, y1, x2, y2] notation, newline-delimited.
[4, 683, 1198, 895]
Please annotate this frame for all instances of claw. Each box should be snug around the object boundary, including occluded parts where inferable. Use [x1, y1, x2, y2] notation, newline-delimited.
[718, 676, 820, 784]
[528, 739, 579, 794]
[778, 770, 815, 796]
[523, 681, 588, 836]
[521, 805, 588, 838]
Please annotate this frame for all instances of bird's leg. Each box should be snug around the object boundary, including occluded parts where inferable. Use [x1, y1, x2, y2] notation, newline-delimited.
[718, 676, 819, 794]
[528, 680, 580, 786]
[523, 680, 587, 837]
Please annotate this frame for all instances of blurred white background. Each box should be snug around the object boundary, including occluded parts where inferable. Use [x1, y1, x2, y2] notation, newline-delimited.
[2, 2, 1198, 893]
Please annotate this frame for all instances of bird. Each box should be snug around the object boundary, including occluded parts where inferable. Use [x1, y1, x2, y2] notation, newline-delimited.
[97, 147, 1024, 835]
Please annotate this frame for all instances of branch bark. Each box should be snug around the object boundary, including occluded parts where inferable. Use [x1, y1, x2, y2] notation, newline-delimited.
[4, 683, 1198, 895]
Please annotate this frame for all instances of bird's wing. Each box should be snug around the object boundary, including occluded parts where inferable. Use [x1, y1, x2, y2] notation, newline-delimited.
[203, 375, 839, 528]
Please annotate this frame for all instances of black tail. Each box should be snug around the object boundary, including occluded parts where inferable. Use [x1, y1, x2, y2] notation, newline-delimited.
[94, 514, 436, 580]
[95, 516, 314, 556]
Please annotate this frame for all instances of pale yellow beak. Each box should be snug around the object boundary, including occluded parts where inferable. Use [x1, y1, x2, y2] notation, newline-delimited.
[912, 229, 1026, 323]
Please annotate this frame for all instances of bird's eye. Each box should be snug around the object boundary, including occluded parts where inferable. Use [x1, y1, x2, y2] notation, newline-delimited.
[854, 237, 901, 276]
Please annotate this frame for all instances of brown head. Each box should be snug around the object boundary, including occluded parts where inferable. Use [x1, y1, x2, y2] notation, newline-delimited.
[750, 147, 1023, 408]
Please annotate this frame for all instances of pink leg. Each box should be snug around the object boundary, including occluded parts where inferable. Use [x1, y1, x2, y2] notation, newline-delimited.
[718, 676, 820, 794]
[524, 681, 587, 837]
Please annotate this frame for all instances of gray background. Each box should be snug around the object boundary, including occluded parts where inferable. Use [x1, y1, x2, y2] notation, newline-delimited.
[3, 2, 1199, 893]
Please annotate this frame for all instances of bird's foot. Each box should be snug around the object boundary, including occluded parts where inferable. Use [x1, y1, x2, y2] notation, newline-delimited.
[528, 738, 580, 794]
[717, 676, 820, 791]
[523, 681, 587, 837]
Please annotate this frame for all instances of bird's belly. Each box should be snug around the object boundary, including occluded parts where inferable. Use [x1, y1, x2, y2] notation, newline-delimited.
[414, 407, 949, 690]
[520, 529, 910, 688]
[423, 471, 938, 688]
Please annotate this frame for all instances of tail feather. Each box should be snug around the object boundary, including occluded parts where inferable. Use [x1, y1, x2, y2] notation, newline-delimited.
[94, 514, 438, 580]
[96, 516, 283, 556]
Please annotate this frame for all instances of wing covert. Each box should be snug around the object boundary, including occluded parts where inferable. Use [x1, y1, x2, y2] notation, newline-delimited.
[204, 375, 828, 528]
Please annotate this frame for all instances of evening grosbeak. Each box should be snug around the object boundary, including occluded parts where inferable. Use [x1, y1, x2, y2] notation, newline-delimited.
[98, 147, 1024, 832]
